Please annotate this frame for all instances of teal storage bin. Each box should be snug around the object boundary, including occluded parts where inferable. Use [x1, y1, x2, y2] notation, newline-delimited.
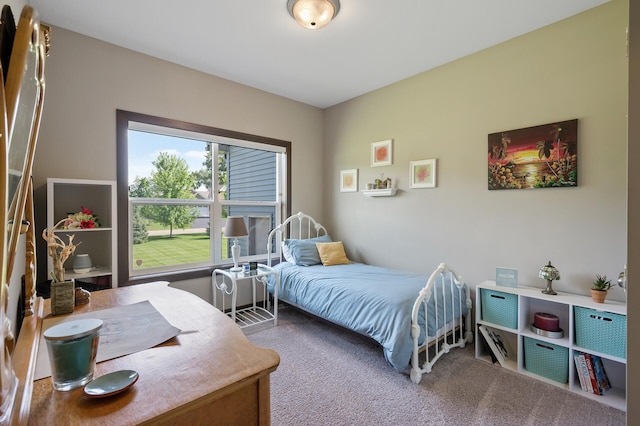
[480, 289, 518, 329]
[574, 306, 626, 359]
[524, 336, 569, 384]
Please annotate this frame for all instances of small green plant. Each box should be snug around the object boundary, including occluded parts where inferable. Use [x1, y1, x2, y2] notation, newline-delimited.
[592, 274, 612, 291]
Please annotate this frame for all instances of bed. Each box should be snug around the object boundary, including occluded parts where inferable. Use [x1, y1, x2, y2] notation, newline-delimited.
[265, 212, 473, 383]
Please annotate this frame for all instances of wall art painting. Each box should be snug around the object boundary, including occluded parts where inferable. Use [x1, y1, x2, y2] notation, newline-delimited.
[488, 119, 578, 190]
[371, 139, 393, 167]
[340, 169, 358, 192]
[410, 159, 436, 188]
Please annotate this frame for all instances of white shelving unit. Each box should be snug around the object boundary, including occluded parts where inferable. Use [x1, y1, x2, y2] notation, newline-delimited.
[47, 178, 117, 288]
[475, 280, 626, 411]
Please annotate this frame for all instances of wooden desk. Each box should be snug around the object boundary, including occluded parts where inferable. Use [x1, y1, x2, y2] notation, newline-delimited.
[22, 282, 280, 425]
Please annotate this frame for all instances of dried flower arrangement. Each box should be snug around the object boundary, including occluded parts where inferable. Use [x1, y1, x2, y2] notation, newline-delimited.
[42, 218, 79, 282]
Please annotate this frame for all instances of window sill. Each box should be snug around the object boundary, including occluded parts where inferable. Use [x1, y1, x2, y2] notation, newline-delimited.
[123, 259, 270, 286]
[124, 267, 213, 286]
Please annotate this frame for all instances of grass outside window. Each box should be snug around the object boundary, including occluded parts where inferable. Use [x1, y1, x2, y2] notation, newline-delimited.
[132, 232, 229, 269]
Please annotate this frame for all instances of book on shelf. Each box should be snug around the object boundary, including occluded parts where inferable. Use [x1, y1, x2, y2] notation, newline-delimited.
[480, 332, 499, 364]
[584, 353, 600, 395]
[577, 353, 594, 394]
[478, 325, 514, 368]
[591, 354, 611, 395]
[584, 354, 600, 395]
[573, 353, 587, 392]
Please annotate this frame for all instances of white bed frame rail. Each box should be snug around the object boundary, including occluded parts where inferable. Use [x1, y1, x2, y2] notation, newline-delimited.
[410, 262, 473, 384]
[266, 211, 328, 266]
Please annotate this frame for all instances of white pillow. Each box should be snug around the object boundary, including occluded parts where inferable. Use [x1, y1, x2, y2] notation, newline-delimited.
[281, 241, 295, 264]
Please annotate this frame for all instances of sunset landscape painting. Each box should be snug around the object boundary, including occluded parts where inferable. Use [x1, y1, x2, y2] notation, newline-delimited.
[488, 119, 578, 190]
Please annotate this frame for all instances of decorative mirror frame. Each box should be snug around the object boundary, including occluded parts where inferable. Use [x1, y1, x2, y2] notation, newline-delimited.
[5, 5, 47, 311]
[0, 45, 10, 423]
[0, 5, 48, 423]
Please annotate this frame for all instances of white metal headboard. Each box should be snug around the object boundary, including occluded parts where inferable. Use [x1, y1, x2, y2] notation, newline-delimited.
[266, 211, 328, 266]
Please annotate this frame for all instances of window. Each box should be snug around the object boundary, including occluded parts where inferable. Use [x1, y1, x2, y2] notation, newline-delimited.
[116, 110, 291, 285]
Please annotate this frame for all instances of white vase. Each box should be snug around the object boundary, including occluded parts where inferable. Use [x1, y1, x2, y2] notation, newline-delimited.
[73, 254, 92, 274]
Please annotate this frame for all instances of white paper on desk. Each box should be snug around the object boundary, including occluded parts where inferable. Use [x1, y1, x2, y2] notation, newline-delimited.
[35, 300, 181, 380]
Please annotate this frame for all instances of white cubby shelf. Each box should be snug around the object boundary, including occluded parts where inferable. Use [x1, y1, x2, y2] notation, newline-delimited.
[475, 280, 626, 412]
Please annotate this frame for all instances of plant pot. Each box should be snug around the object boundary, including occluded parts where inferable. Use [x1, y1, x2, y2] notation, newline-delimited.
[51, 280, 75, 315]
[590, 289, 607, 304]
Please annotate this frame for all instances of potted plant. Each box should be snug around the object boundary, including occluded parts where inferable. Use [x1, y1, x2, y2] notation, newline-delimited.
[590, 274, 612, 303]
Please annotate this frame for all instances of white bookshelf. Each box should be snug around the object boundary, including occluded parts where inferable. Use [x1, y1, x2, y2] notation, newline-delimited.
[475, 280, 626, 411]
[47, 178, 117, 288]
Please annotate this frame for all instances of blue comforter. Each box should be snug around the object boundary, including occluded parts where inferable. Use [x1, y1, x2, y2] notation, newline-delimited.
[267, 262, 467, 371]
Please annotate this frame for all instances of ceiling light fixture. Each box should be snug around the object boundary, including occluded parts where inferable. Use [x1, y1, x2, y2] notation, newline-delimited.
[287, 0, 340, 30]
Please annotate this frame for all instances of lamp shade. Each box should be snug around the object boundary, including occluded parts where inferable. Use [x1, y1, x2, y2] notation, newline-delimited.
[224, 216, 248, 238]
[287, 0, 340, 29]
[538, 261, 560, 281]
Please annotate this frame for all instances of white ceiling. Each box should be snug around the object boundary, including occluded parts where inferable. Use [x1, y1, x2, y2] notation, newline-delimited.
[30, 0, 609, 109]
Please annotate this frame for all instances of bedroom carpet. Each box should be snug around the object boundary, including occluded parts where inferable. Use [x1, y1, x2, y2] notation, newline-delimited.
[246, 305, 626, 426]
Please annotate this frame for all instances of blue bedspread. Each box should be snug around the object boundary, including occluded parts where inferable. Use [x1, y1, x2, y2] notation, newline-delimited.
[267, 262, 467, 371]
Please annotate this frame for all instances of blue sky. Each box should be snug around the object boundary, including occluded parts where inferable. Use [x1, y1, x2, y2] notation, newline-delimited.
[127, 130, 208, 184]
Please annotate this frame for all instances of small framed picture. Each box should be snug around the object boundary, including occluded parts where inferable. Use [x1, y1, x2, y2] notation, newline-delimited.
[371, 139, 393, 167]
[495, 267, 518, 287]
[410, 159, 436, 188]
[340, 169, 358, 192]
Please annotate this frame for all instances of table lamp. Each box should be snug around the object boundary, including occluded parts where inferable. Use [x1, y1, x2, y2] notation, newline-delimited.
[539, 261, 560, 295]
[224, 216, 248, 272]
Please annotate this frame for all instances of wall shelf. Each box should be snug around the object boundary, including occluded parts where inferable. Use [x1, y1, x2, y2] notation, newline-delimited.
[362, 188, 397, 197]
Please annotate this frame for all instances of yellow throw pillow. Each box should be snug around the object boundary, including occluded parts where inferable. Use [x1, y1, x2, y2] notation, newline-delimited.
[316, 242, 350, 266]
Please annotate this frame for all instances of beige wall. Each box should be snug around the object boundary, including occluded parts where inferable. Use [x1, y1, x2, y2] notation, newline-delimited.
[6, 0, 26, 15]
[324, 1, 629, 302]
[32, 26, 325, 295]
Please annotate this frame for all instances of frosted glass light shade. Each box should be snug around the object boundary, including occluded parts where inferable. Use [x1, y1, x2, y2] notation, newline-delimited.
[287, 0, 340, 29]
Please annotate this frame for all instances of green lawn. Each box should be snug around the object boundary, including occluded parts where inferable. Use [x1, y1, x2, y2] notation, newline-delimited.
[133, 232, 228, 269]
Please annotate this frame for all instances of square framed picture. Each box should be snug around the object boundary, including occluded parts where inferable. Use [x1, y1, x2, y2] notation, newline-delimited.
[410, 159, 436, 188]
[340, 169, 358, 192]
[371, 139, 393, 167]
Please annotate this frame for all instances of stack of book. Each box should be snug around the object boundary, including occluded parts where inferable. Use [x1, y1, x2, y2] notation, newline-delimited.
[573, 352, 611, 395]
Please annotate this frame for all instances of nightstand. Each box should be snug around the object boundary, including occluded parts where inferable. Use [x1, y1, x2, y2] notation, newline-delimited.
[212, 264, 279, 328]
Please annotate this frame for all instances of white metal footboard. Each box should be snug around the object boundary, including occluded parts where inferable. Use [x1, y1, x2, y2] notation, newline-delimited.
[410, 263, 473, 384]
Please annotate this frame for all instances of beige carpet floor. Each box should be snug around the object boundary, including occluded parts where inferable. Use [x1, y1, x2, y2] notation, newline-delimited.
[247, 306, 626, 426]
